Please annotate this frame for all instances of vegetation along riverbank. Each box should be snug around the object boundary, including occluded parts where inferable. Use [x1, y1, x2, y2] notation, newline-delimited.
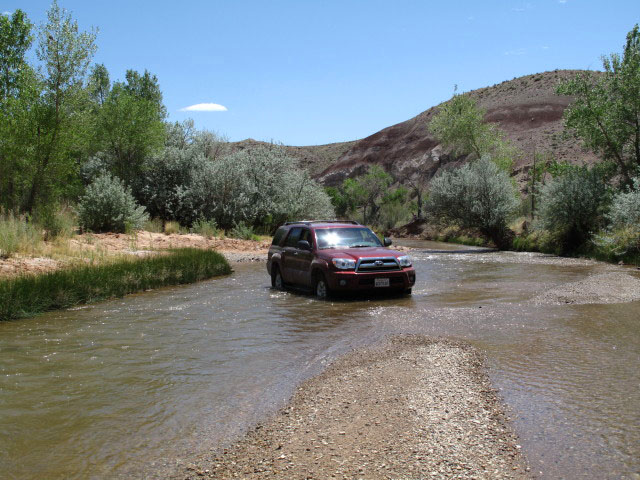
[0, 248, 231, 322]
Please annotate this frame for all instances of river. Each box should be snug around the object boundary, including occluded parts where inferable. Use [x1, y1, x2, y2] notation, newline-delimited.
[0, 241, 638, 479]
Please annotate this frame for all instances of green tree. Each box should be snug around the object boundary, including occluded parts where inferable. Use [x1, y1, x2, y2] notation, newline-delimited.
[23, 0, 97, 212]
[558, 25, 640, 184]
[341, 165, 393, 225]
[0, 9, 34, 210]
[94, 69, 166, 187]
[429, 91, 516, 171]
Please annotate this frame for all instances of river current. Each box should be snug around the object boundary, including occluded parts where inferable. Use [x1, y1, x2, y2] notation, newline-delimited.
[1, 241, 638, 479]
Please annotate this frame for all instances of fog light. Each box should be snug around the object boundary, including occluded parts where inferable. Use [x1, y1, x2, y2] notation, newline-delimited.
[339, 279, 347, 286]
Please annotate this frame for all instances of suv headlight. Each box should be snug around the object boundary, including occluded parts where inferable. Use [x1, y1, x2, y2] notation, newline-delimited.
[332, 258, 356, 270]
[397, 255, 412, 267]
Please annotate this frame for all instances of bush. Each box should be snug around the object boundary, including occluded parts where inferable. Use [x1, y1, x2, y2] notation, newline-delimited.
[35, 204, 77, 241]
[0, 210, 42, 258]
[607, 176, 640, 228]
[191, 218, 218, 238]
[78, 173, 149, 233]
[427, 156, 519, 248]
[229, 223, 259, 241]
[183, 146, 334, 230]
[143, 218, 164, 233]
[536, 166, 610, 253]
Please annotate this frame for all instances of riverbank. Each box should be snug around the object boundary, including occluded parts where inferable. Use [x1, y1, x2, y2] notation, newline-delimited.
[181, 336, 529, 479]
[0, 248, 231, 321]
[0, 230, 270, 278]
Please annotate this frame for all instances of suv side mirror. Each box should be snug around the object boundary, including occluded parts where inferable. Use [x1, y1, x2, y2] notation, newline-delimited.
[297, 240, 311, 250]
[383, 237, 392, 247]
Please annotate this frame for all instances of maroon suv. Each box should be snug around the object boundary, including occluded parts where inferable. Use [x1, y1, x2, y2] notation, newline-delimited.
[267, 221, 416, 298]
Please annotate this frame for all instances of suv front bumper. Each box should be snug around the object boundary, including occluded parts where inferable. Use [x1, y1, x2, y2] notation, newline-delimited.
[326, 267, 416, 291]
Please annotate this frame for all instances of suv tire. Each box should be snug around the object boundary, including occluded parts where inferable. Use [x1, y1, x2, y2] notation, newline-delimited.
[314, 272, 330, 299]
[271, 265, 284, 291]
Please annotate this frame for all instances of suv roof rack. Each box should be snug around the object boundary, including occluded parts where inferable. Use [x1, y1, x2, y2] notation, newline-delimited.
[284, 220, 360, 226]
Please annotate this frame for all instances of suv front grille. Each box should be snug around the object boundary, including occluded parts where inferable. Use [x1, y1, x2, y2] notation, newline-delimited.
[356, 257, 400, 272]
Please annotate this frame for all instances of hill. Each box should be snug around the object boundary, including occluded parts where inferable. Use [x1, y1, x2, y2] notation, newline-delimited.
[316, 69, 600, 187]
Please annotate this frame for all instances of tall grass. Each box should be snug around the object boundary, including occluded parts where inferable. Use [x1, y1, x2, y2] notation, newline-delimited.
[0, 248, 231, 321]
[0, 211, 43, 258]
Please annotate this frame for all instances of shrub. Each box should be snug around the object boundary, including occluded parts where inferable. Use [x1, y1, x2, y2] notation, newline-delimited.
[536, 166, 610, 253]
[183, 146, 334, 230]
[427, 156, 519, 248]
[35, 204, 76, 241]
[191, 218, 218, 238]
[143, 218, 164, 233]
[78, 173, 149, 233]
[229, 223, 259, 241]
[607, 176, 640, 228]
[0, 210, 42, 258]
[163, 221, 185, 235]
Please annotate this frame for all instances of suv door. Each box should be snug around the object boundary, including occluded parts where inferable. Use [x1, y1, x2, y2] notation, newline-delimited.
[281, 227, 302, 284]
[295, 229, 314, 287]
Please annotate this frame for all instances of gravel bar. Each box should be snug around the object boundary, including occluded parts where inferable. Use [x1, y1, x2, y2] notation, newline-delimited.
[181, 336, 529, 479]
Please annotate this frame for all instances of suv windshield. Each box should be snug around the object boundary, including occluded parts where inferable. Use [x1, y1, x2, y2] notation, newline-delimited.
[316, 227, 382, 249]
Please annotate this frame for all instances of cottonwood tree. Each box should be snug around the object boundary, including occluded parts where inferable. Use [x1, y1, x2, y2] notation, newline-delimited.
[429, 90, 516, 172]
[558, 25, 640, 185]
[23, 0, 97, 212]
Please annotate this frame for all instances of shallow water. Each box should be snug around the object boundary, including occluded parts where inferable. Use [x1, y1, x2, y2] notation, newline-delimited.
[0, 241, 638, 479]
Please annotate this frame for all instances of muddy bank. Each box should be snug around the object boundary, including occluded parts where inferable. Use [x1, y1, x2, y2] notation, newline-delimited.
[182, 336, 528, 479]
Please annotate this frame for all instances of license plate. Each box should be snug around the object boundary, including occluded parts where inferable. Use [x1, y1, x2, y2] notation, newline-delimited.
[374, 278, 390, 287]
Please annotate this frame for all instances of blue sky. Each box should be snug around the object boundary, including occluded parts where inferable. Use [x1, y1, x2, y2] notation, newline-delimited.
[4, 1, 639, 145]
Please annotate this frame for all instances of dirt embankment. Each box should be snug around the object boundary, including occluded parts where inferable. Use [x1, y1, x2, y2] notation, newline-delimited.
[0, 231, 270, 278]
[182, 336, 529, 480]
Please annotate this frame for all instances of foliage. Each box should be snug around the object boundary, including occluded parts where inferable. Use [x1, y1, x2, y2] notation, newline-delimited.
[557, 25, 640, 184]
[378, 187, 411, 231]
[34, 204, 76, 240]
[191, 218, 218, 238]
[607, 175, 640, 227]
[183, 146, 334, 230]
[338, 165, 394, 225]
[0, 248, 231, 321]
[92, 69, 166, 187]
[77, 173, 148, 233]
[428, 91, 516, 171]
[229, 223, 259, 241]
[535, 165, 611, 253]
[427, 156, 519, 248]
[0, 210, 42, 258]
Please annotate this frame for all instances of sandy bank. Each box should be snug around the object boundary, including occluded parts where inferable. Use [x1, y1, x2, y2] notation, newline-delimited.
[182, 336, 528, 479]
[0, 231, 270, 277]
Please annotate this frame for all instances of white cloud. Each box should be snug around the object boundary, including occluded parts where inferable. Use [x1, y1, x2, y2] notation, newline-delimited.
[179, 103, 228, 112]
[504, 48, 526, 56]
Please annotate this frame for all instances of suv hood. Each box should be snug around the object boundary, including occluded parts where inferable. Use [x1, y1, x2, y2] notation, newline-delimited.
[319, 247, 403, 261]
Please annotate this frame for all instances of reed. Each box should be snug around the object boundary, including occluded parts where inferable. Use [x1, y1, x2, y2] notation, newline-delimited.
[0, 248, 231, 321]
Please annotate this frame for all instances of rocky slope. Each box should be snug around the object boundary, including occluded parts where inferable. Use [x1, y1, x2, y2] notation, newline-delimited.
[237, 70, 600, 188]
[317, 69, 600, 187]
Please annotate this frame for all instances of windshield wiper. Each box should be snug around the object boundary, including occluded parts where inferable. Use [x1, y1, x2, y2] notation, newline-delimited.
[350, 244, 373, 248]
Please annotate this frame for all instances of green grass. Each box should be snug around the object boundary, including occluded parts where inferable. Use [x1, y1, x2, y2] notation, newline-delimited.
[0, 248, 232, 321]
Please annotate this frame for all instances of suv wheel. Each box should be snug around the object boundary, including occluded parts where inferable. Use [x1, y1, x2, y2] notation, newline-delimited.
[314, 273, 330, 299]
[272, 266, 284, 291]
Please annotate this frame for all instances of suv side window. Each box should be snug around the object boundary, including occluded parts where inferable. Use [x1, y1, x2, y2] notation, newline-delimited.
[300, 229, 312, 247]
[284, 227, 303, 247]
[272, 227, 287, 246]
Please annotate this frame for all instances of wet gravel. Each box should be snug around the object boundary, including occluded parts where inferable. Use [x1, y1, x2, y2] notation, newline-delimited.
[181, 336, 529, 479]
[532, 272, 640, 305]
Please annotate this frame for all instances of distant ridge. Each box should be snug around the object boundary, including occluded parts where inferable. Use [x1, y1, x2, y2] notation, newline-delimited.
[234, 70, 600, 188]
